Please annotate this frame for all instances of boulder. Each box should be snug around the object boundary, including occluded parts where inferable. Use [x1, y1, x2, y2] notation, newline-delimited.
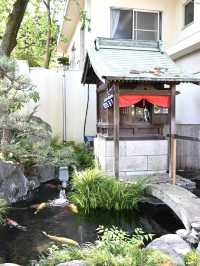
[0, 161, 29, 203]
[56, 261, 86, 266]
[27, 165, 56, 183]
[146, 234, 192, 265]
[26, 176, 40, 190]
[37, 165, 56, 183]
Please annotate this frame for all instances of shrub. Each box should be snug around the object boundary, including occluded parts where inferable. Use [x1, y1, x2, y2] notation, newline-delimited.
[0, 58, 93, 171]
[185, 250, 200, 266]
[51, 141, 94, 170]
[36, 226, 175, 266]
[69, 169, 147, 214]
[38, 245, 85, 266]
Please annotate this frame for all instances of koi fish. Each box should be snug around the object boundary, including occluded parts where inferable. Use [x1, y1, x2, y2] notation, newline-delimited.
[33, 202, 48, 214]
[5, 218, 27, 231]
[42, 231, 79, 246]
[67, 203, 78, 214]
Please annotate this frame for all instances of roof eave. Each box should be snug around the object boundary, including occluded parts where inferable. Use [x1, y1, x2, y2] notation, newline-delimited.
[104, 76, 200, 85]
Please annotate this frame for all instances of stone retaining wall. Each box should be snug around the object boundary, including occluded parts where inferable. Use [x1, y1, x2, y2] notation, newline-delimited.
[94, 137, 169, 178]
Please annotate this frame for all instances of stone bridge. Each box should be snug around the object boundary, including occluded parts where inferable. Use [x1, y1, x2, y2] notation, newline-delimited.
[147, 183, 200, 244]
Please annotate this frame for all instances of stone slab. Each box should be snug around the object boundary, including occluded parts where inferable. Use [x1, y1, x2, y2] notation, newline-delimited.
[94, 137, 169, 176]
[147, 182, 199, 231]
[105, 141, 127, 156]
[104, 156, 148, 172]
[126, 140, 168, 156]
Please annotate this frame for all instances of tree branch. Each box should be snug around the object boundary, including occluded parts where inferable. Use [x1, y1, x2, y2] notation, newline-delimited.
[0, 0, 29, 57]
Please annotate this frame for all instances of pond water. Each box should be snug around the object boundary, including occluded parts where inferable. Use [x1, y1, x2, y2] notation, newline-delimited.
[0, 181, 186, 266]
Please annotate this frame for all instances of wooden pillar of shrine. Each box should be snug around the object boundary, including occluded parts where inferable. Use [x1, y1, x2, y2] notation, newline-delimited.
[113, 83, 120, 178]
[169, 84, 177, 185]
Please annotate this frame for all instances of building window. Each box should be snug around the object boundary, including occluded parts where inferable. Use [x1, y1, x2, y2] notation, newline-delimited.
[111, 8, 162, 41]
[184, 0, 194, 26]
[111, 9, 133, 39]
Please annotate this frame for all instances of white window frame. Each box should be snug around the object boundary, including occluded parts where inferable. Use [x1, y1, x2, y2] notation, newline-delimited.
[133, 9, 161, 41]
[110, 7, 162, 41]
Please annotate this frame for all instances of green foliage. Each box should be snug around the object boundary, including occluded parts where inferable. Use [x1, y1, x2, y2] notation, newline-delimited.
[0, 199, 8, 224]
[0, 56, 39, 112]
[0, 57, 93, 169]
[0, 58, 93, 168]
[0, 0, 14, 39]
[185, 250, 200, 266]
[0, 0, 90, 67]
[4, 134, 93, 170]
[2, 114, 52, 166]
[15, 0, 61, 67]
[0, 0, 65, 67]
[0, 57, 54, 166]
[38, 244, 85, 266]
[51, 141, 94, 170]
[80, 10, 91, 31]
[37, 226, 174, 266]
[70, 169, 147, 214]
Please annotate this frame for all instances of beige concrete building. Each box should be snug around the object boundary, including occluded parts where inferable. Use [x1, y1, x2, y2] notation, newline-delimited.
[58, 0, 200, 72]
[58, 0, 200, 126]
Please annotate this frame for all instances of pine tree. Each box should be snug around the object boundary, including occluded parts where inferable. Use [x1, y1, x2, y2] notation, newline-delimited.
[0, 56, 52, 165]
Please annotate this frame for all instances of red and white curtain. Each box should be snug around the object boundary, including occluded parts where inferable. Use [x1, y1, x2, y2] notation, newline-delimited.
[119, 95, 171, 108]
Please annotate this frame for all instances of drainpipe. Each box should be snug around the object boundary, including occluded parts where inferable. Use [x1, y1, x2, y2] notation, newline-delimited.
[83, 84, 90, 142]
[62, 65, 67, 142]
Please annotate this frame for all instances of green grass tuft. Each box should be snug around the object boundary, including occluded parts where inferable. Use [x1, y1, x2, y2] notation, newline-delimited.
[69, 169, 147, 214]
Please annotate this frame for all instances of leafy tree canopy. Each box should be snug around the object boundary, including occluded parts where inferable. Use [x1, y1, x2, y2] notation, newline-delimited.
[0, 0, 65, 67]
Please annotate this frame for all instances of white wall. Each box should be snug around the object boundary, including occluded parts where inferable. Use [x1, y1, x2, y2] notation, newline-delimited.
[17, 61, 96, 142]
[65, 70, 96, 142]
[28, 68, 64, 138]
[176, 50, 200, 124]
[168, 0, 200, 59]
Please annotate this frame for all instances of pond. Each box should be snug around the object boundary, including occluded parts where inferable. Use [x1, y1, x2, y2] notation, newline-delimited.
[0, 181, 186, 266]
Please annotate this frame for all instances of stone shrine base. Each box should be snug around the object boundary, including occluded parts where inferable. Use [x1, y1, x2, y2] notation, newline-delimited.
[94, 137, 168, 177]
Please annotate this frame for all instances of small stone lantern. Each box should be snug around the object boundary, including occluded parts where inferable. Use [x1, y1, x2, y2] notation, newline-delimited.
[58, 166, 69, 188]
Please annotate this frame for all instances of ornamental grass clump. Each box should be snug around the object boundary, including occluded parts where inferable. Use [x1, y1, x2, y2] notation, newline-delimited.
[69, 169, 147, 213]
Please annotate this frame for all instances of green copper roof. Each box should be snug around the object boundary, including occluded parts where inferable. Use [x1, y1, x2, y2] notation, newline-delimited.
[82, 38, 200, 85]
